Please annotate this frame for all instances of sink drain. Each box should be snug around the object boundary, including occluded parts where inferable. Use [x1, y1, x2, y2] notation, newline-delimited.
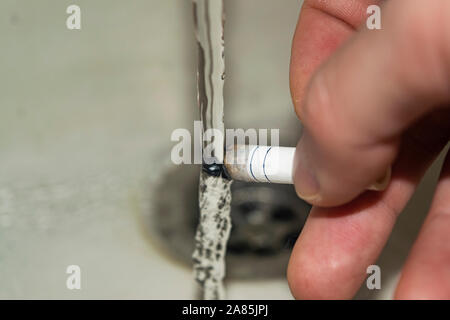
[150, 165, 311, 279]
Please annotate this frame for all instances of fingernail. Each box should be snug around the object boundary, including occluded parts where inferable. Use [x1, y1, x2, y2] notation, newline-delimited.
[293, 143, 320, 202]
[367, 167, 391, 191]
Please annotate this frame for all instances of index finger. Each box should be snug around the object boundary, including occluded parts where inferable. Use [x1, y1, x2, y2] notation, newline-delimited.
[290, 0, 381, 113]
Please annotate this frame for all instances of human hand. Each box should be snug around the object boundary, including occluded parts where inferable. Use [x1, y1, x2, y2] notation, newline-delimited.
[288, 0, 450, 299]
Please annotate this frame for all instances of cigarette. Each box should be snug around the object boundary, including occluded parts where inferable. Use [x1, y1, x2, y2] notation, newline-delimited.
[224, 144, 295, 184]
[224, 144, 391, 191]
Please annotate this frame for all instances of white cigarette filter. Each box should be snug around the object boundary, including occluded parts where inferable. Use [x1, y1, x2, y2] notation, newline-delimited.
[224, 144, 391, 191]
[224, 144, 295, 184]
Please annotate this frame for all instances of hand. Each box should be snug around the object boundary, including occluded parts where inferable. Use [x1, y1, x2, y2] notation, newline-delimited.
[288, 0, 450, 299]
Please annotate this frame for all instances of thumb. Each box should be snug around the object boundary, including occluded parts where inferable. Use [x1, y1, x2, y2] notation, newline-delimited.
[292, 0, 450, 207]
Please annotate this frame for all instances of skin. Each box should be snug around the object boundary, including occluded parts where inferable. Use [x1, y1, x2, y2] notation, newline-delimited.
[288, 0, 450, 299]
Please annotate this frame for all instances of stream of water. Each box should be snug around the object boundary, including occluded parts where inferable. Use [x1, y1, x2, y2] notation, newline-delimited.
[191, 0, 233, 300]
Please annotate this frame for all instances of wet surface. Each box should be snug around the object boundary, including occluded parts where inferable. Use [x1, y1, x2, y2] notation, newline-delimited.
[151, 165, 310, 280]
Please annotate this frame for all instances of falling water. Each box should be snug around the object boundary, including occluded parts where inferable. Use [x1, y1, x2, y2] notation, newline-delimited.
[192, 0, 233, 300]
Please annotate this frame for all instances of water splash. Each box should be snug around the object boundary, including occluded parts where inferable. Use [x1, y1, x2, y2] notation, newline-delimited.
[192, 172, 232, 299]
[192, 0, 233, 300]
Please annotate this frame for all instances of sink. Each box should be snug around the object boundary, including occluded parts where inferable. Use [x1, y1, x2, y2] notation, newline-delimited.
[0, 0, 443, 299]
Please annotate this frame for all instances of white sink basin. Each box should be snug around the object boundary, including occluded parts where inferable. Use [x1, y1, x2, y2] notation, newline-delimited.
[0, 0, 443, 299]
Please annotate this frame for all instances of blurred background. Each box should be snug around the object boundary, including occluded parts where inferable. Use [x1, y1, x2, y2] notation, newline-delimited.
[0, 0, 445, 299]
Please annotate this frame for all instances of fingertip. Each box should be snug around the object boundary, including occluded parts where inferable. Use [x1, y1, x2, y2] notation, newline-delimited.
[287, 244, 337, 300]
[287, 223, 355, 300]
[293, 136, 362, 208]
[293, 138, 321, 205]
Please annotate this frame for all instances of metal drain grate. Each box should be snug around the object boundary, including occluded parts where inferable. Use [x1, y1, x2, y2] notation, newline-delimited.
[150, 165, 311, 279]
